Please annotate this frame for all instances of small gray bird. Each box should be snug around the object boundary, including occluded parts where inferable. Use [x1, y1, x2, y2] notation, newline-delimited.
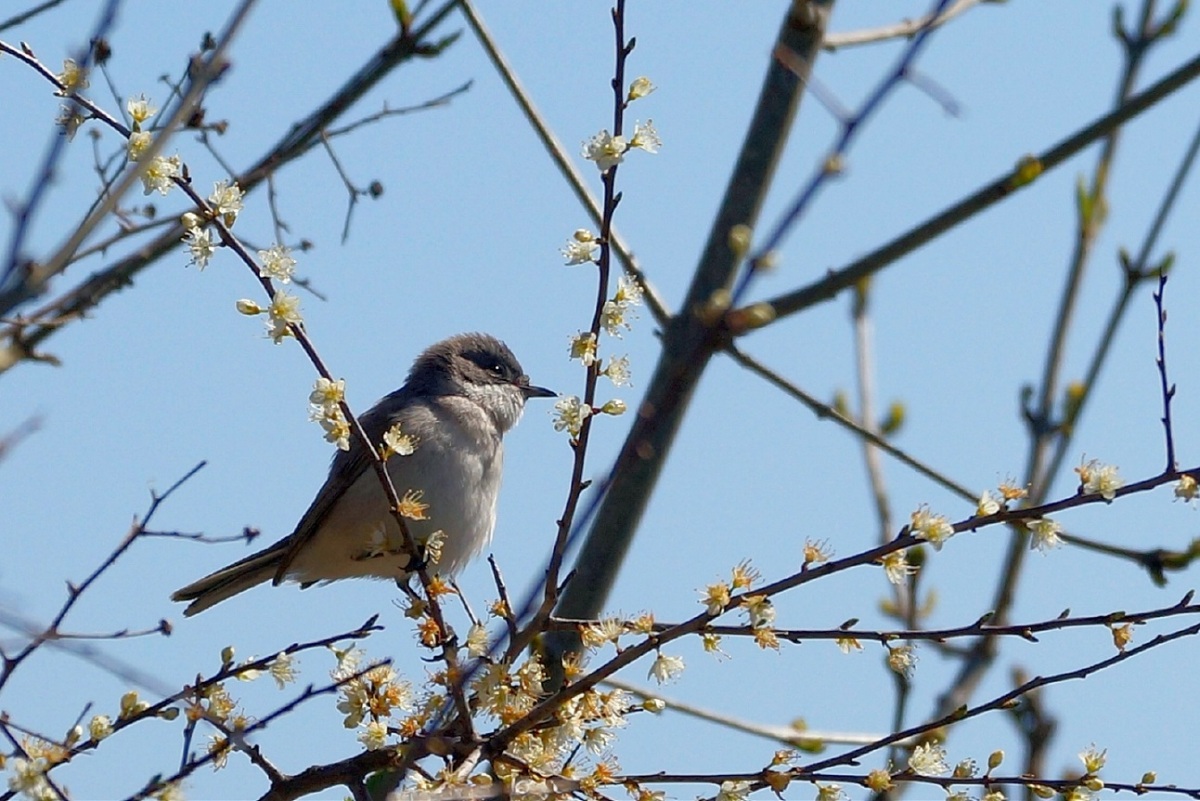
[172, 332, 554, 616]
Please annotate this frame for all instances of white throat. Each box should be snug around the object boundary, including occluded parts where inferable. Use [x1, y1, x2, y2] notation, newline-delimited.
[463, 383, 526, 433]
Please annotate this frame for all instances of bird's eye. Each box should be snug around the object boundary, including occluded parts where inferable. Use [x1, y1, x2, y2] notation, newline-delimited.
[474, 357, 506, 377]
[466, 349, 512, 379]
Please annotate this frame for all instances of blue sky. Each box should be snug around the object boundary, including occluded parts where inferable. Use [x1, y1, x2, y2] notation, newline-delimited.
[3, 1, 1200, 798]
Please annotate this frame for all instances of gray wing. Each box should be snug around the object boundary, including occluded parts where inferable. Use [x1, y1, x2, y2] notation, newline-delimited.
[271, 386, 414, 584]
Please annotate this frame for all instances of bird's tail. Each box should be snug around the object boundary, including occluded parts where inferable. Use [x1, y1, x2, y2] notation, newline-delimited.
[171, 541, 289, 616]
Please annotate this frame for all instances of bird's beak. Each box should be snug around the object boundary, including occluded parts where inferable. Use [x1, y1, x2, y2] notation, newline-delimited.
[518, 377, 556, 399]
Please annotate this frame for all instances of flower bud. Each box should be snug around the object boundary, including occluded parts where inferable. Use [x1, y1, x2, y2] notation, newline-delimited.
[600, 399, 627, 416]
[236, 299, 263, 316]
[627, 76, 656, 101]
[728, 224, 752, 258]
[741, 301, 776, 330]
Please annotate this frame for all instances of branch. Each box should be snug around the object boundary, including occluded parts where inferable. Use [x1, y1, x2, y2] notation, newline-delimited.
[552, 592, 1200, 647]
[1153, 272, 1177, 470]
[756, 47, 1200, 325]
[802, 616, 1200, 776]
[0, 0, 462, 374]
[602, 675, 909, 749]
[735, 0, 956, 302]
[459, 0, 670, 326]
[0, 414, 41, 465]
[821, 0, 988, 50]
[547, 0, 830, 659]
[0, 0, 255, 317]
[1036, 107, 1200, 490]
[724, 343, 975, 501]
[0, 0, 71, 32]
[0, 462, 205, 694]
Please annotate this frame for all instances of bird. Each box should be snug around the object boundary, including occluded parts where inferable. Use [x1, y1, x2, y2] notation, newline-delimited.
[172, 332, 554, 616]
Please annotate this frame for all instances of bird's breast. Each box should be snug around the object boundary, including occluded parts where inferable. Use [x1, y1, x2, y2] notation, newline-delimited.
[287, 400, 504, 584]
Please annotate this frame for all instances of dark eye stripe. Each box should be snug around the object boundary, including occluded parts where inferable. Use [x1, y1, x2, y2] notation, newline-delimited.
[466, 352, 514, 379]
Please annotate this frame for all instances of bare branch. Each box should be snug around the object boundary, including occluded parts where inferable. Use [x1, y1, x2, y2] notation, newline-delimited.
[821, 0, 988, 50]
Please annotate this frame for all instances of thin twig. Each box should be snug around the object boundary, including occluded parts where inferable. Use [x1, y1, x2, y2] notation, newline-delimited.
[0, 0, 462, 373]
[725, 343, 975, 501]
[735, 0, 956, 302]
[65, 217, 177, 264]
[458, 0, 670, 326]
[0, 461, 207, 694]
[487, 555, 519, 648]
[0, 0, 258, 317]
[0, 606, 178, 697]
[758, 46, 1200, 324]
[1153, 272, 1177, 470]
[1039, 108, 1200, 487]
[139, 525, 261, 545]
[820, 0, 987, 50]
[323, 82, 473, 140]
[0, 0, 71, 32]
[851, 282, 894, 544]
[0, 414, 41, 464]
[318, 131, 366, 244]
[602, 675, 909, 749]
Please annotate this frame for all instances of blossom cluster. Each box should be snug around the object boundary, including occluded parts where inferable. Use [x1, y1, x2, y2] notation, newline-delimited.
[474, 655, 631, 783]
[420, 603, 647, 794]
[581, 119, 660, 172]
[308, 376, 351, 450]
[181, 180, 246, 269]
[552, 78, 661, 439]
[329, 647, 414, 750]
[896, 460, 1123, 572]
[1075, 458, 1123, 501]
[554, 273, 644, 436]
[910, 505, 954, 551]
[102, 91, 188, 198]
[5, 736, 67, 801]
